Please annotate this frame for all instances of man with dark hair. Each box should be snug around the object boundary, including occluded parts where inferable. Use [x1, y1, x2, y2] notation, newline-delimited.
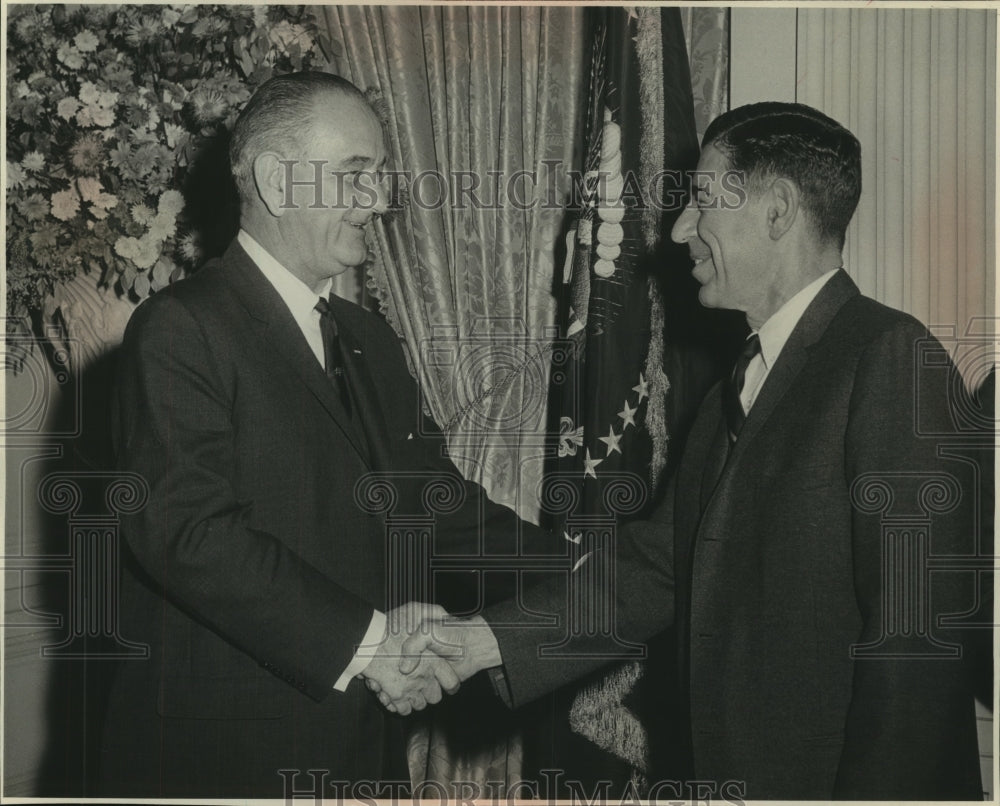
[398, 102, 983, 799]
[699, 101, 862, 249]
[101, 71, 556, 797]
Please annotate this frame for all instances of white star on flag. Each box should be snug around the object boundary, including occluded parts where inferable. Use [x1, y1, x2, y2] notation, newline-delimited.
[618, 400, 638, 429]
[632, 373, 649, 403]
[599, 424, 623, 455]
[583, 447, 604, 479]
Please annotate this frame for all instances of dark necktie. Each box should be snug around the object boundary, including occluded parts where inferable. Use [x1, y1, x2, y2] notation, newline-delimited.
[314, 296, 353, 418]
[724, 332, 761, 443]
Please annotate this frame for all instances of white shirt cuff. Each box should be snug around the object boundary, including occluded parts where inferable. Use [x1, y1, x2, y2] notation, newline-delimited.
[333, 609, 386, 692]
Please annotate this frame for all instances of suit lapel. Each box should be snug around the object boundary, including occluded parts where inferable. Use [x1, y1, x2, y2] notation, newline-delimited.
[699, 388, 730, 511]
[727, 270, 859, 467]
[223, 241, 373, 467]
[696, 270, 860, 528]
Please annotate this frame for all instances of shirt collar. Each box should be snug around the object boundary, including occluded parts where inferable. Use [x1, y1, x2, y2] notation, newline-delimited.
[237, 229, 332, 318]
[755, 269, 839, 370]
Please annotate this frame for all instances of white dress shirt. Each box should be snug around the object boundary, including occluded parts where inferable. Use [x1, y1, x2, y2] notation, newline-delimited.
[740, 269, 839, 414]
[237, 229, 386, 691]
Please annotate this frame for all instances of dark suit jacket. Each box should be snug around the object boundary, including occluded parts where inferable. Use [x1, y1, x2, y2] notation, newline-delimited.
[489, 270, 982, 799]
[101, 240, 555, 797]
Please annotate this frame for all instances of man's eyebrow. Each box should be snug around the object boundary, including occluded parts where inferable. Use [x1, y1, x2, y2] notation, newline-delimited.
[334, 155, 384, 170]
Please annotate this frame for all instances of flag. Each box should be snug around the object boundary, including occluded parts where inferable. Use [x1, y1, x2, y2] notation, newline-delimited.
[523, 7, 701, 795]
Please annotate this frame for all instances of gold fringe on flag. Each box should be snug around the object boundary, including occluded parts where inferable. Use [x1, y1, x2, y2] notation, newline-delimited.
[568, 659, 648, 783]
[636, 8, 664, 251]
[645, 276, 670, 489]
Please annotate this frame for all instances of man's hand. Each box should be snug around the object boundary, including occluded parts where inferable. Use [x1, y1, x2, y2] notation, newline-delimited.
[398, 614, 502, 682]
[359, 603, 461, 715]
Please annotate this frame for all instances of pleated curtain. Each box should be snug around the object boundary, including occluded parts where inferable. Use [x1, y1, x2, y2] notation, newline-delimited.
[318, 5, 587, 521]
[797, 9, 996, 387]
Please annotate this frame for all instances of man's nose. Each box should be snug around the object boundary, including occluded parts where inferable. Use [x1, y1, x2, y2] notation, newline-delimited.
[352, 172, 390, 216]
[671, 205, 698, 244]
[370, 174, 390, 216]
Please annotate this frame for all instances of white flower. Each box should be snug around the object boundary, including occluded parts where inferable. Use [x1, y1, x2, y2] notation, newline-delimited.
[79, 82, 100, 106]
[157, 189, 185, 219]
[15, 81, 31, 99]
[21, 193, 49, 221]
[187, 88, 226, 126]
[163, 122, 184, 148]
[133, 234, 161, 269]
[131, 204, 155, 226]
[115, 236, 141, 262]
[148, 212, 176, 242]
[91, 105, 116, 127]
[21, 152, 44, 172]
[6, 163, 26, 190]
[51, 188, 81, 221]
[76, 176, 103, 203]
[70, 135, 104, 172]
[74, 30, 99, 52]
[162, 85, 186, 112]
[161, 7, 181, 26]
[76, 84, 118, 127]
[56, 43, 84, 70]
[57, 97, 80, 121]
[98, 90, 119, 109]
[178, 232, 201, 263]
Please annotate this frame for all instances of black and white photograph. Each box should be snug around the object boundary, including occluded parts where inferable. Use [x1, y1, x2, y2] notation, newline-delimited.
[3, 2, 996, 802]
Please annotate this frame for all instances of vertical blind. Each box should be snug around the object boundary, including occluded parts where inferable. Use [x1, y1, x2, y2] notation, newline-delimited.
[797, 9, 995, 386]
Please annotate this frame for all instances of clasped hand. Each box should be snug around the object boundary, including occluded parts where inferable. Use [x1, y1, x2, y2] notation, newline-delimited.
[358, 602, 500, 715]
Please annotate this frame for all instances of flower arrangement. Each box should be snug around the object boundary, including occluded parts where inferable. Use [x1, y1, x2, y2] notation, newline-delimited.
[6, 4, 337, 324]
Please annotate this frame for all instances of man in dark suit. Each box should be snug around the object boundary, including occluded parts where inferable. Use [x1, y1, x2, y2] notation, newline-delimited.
[397, 102, 984, 799]
[100, 71, 556, 798]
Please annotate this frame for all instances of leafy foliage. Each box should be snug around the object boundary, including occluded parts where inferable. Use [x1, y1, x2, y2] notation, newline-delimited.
[6, 4, 337, 319]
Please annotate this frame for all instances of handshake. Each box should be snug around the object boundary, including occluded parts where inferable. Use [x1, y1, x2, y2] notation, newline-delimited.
[358, 603, 503, 715]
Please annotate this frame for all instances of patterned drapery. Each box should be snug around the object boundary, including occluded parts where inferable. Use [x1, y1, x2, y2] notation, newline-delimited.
[681, 6, 729, 143]
[320, 5, 586, 523]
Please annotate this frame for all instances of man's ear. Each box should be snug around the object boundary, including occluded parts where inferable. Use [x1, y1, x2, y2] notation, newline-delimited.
[253, 152, 287, 217]
[767, 177, 798, 241]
